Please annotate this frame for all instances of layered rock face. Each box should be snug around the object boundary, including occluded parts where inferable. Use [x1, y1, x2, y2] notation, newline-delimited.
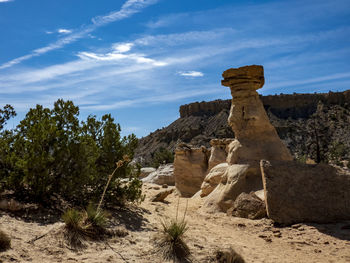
[203, 65, 292, 213]
[261, 160, 350, 224]
[174, 145, 209, 197]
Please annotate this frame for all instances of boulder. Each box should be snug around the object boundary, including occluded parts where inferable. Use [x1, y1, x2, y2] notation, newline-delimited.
[139, 167, 156, 178]
[174, 145, 209, 197]
[202, 164, 262, 213]
[200, 162, 228, 197]
[151, 188, 174, 202]
[227, 192, 266, 219]
[260, 160, 350, 224]
[142, 164, 174, 185]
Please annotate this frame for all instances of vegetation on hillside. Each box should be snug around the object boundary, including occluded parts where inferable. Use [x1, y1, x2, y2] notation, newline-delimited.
[282, 101, 350, 166]
[151, 147, 174, 168]
[0, 99, 143, 206]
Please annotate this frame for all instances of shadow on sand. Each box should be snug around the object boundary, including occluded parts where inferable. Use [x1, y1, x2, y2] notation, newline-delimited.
[306, 221, 350, 241]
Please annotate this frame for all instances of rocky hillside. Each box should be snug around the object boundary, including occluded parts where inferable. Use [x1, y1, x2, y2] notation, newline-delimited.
[135, 90, 350, 166]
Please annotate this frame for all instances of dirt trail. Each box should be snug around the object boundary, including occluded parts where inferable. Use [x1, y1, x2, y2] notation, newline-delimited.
[1, 183, 350, 262]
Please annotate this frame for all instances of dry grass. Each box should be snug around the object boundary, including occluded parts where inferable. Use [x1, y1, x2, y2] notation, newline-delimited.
[0, 229, 11, 251]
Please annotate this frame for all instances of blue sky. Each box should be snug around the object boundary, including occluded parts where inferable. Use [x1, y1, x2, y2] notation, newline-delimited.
[1, 0, 350, 137]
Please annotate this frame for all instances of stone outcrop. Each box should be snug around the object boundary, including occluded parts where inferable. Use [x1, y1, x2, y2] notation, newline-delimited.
[208, 138, 234, 171]
[227, 192, 266, 219]
[203, 164, 262, 212]
[200, 162, 228, 197]
[142, 164, 174, 185]
[260, 160, 350, 224]
[174, 144, 209, 197]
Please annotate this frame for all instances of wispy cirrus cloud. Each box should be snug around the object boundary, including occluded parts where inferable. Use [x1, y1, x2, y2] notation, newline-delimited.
[0, 0, 158, 70]
[0, 0, 13, 2]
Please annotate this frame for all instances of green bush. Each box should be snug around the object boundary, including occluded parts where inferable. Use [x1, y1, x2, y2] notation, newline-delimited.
[0, 100, 143, 206]
[152, 147, 174, 168]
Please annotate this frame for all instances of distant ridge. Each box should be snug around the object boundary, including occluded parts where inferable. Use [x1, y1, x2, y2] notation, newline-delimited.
[135, 90, 350, 165]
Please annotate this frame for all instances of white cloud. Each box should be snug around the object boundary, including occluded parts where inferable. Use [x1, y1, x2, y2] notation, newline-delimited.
[58, 28, 72, 34]
[178, 71, 204, 77]
[0, 0, 158, 70]
[0, 0, 13, 2]
[113, 43, 133, 53]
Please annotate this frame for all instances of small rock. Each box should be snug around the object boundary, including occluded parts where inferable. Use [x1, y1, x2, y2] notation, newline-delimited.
[162, 184, 168, 188]
[151, 189, 174, 202]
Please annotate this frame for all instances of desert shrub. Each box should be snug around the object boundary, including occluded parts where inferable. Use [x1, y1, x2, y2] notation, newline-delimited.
[0, 100, 143, 206]
[156, 201, 190, 262]
[0, 229, 11, 251]
[62, 208, 88, 248]
[152, 147, 174, 168]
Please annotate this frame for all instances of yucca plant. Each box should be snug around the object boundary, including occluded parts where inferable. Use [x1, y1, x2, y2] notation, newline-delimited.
[85, 203, 107, 229]
[62, 208, 89, 248]
[156, 200, 190, 262]
[0, 229, 11, 251]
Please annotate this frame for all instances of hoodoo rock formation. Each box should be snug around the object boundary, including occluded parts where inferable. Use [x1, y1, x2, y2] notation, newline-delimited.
[174, 145, 209, 197]
[222, 65, 293, 164]
[202, 65, 292, 213]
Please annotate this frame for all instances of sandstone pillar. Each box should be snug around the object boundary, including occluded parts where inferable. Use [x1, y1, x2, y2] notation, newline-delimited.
[221, 65, 292, 165]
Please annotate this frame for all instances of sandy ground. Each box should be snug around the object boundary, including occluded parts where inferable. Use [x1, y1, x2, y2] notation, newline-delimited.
[1, 183, 350, 263]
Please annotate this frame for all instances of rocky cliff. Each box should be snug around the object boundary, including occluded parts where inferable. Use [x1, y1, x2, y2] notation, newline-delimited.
[135, 90, 350, 166]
